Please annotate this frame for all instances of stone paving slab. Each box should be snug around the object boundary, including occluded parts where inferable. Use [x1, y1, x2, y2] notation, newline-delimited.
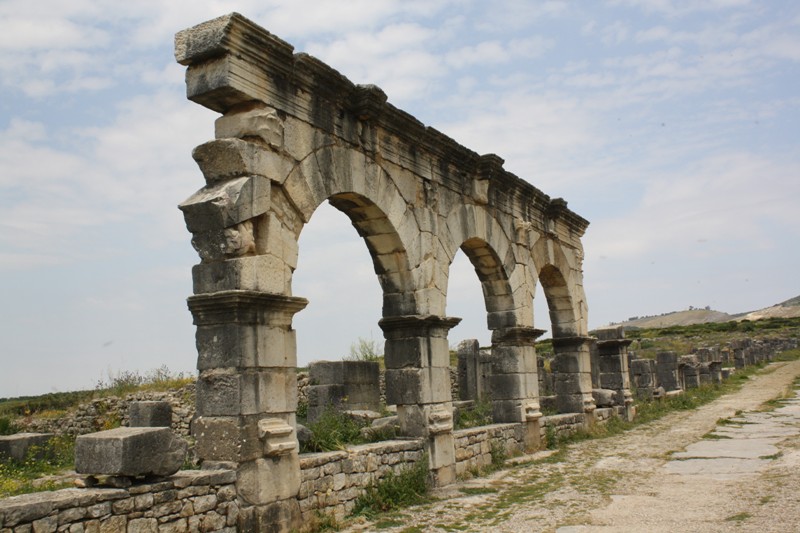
[671, 438, 780, 459]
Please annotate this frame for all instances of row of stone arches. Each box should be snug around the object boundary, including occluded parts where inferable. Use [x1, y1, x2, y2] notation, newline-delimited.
[176, 11, 596, 525]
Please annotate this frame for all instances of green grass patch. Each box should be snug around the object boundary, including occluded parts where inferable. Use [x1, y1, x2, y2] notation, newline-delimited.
[373, 518, 405, 529]
[302, 406, 367, 453]
[459, 486, 498, 495]
[725, 512, 751, 522]
[454, 399, 493, 430]
[0, 435, 76, 497]
[701, 432, 732, 440]
[352, 456, 431, 518]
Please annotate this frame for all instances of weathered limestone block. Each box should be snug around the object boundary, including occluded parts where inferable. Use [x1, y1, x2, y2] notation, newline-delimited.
[193, 255, 294, 294]
[215, 107, 284, 148]
[592, 388, 617, 408]
[307, 361, 380, 422]
[196, 368, 297, 416]
[192, 138, 293, 184]
[656, 351, 681, 392]
[385, 367, 451, 405]
[0, 433, 53, 462]
[128, 401, 172, 428]
[75, 428, 187, 477]
[192, 415, 264, 463]
[196, 321, 298, 370]
[457, 339, 489, 401]
[180, 175, 270, 234]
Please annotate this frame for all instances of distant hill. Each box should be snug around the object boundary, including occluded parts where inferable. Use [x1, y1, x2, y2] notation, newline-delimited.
[737, 294, 800, 322]
[612, 294, 800, 329]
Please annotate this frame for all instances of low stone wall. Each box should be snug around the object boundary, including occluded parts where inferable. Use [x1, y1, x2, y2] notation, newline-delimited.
[453, 423, 525, 477]
[298, 439, 425, 522]
[0, 469, 236, 533]
[541, 413, 586, 442]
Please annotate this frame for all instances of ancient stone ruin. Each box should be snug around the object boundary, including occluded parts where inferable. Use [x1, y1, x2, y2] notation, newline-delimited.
[174, 11, 592, 530]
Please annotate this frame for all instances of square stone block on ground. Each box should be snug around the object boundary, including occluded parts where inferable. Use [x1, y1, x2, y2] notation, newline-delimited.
[75, 427, 188, 478]
[0, 433, 54, 462]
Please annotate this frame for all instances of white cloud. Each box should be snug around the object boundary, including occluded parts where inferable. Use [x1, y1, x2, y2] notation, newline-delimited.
[586, 152, 800, 261]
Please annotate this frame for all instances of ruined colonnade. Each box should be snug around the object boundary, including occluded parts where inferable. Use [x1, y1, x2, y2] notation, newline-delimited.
[176, 13, 596, 529]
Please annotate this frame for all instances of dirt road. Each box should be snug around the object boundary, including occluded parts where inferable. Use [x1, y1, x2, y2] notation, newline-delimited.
[344, 359, 800, 533]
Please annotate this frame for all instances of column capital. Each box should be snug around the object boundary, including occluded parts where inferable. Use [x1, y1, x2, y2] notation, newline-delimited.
[491, 327, 547, 345]
[379, 314, 461, 338]
[551, 335, 594, 349]
[596, 337, 633, 348]
[188, 290, 308, 326]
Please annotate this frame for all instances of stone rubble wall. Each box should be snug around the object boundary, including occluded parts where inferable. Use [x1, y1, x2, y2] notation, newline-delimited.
[0, 469, 237, 533]
[296, 368, 459, 411]
[18, 385, 196, 439]
[453, 423, 525, 478]
[297, 439, 425, 522]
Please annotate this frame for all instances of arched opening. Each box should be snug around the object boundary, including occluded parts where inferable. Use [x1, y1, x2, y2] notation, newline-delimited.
[446, 237, 523, 428]
[538, 265, 578, 338]
[535, 263, 593, 415]
[290, 191, 419, 450]
[292, 201, 384, 367]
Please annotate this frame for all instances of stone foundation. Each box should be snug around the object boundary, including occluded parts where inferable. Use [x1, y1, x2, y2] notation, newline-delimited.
[0, 470, 237, 533]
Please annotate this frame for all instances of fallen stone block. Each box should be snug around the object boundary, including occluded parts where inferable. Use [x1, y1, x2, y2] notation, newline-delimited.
[75, 427, 187, 478]
[0, 433, 54, 462]
[592, 388, 617, 408]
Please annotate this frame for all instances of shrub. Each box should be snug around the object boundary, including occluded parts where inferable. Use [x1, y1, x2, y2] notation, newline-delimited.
[0, 417, 16, 435]
[346, 337, 382, 363]
[303, 406, 366, 453]
[455, 398, 493, 429]
[352, 455, 430, 517]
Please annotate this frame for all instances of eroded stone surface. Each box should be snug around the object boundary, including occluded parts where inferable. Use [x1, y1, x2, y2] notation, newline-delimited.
[75, 427, 188, 478]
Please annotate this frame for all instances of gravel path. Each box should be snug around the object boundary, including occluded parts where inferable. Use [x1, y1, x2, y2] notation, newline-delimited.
[342, 359, 800, 533]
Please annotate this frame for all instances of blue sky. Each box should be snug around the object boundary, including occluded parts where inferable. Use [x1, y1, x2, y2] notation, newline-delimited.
[1, 0, 798, 397]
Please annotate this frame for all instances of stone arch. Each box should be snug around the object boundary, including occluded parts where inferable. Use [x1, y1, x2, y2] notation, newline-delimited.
[444, 203, 529, 329]
[531, 237, 594, 415]
[531, 237, 586, 337]
[444, 204, 542, 428]
[281, 144, 419, 317]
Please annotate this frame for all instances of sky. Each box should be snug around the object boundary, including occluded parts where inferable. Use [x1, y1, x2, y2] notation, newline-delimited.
[1, 0, 798, 397]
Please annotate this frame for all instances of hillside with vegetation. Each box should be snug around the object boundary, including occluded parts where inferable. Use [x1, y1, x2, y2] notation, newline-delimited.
[611, 294, 800, 329]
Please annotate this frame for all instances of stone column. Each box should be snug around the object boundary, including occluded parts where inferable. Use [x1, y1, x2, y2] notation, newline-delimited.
[489, 327, 546, 451]
[379, 315, 460, 486]
[656, 351, 681, 392]
[551, 336, 596, 419]
[188, 290, 307, 527]
[457, 339, 484, 401]
[594, 326, 635, 421]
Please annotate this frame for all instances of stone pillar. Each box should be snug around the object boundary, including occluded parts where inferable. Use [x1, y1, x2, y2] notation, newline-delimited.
[380, 315, 461, 486]
[489, 327, 546, 451]
[551, 336, 596, 419]
[188, 290, 307, 527]
[630, 359, 656, 400]
[307, 361, 380, 422]
[594, 326, 635, 420]
[679, 355, 701, 389]
[457, 339, 489, 401]
[656, 351, 681, 392]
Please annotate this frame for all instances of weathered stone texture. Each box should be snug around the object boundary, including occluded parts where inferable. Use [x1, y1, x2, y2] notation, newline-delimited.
[0, 470, 236, 533]
[75, 428, 188, 478]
